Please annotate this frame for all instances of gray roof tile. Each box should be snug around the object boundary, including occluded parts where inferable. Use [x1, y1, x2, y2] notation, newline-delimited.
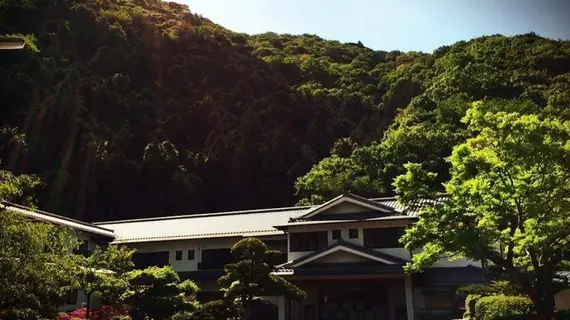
[96, 206, 310, 243]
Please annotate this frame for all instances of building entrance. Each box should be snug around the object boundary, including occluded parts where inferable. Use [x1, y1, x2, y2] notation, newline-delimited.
[318, 284, 387, 320]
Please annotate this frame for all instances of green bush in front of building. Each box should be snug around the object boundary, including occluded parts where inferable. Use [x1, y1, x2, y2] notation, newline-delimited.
[464, 294, 483, 319]
[474, 295, 534, 320]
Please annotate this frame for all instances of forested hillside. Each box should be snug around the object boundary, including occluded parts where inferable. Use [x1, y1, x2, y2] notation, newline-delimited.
[296, 34, 570, 204]
[1, 0, 569, 220]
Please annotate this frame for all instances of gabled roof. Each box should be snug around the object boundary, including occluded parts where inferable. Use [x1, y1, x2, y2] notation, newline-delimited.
[292, 192, 396, 221]
[1, 201, 116, 238]
[96, 205, 311, 243]
[276, 240, 407, 269]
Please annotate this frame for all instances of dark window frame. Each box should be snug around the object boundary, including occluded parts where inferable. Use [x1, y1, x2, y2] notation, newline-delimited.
[175, 250, 183, 261]
[332, 229, 341, 240]
[290, 231, 328, 252]
[132, 251, 170, 269]
[187, 249, 195, 260]
[65, 289, 78, 305]
[363, 227, 406, 248]
[349, 228, 359, 239]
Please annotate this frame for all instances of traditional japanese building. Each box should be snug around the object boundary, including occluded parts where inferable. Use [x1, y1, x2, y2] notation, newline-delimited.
[4, 192, 570, 320]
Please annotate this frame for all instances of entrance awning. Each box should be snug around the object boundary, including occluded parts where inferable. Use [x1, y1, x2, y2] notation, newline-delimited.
[274, 240, 406, 277]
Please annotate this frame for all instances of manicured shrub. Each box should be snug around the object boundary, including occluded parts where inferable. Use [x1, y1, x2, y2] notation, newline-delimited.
[474, 295, 534, 320]
[465, 294, 482, 319]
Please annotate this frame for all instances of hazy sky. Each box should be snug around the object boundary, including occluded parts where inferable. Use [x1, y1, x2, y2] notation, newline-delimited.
[180, 0, 570, 52]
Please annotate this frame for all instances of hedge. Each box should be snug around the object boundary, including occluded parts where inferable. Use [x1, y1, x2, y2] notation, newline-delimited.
[465, 294, 482, 319]
[474, 295, 534, 320]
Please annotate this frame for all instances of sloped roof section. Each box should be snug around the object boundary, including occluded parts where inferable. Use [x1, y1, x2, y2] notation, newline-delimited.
[372, 196, 447, 217]
[276, 240, 407, 269]
[292, 192, 396, 221]
[1, 201, 115, 238]
[96, 206, 311, 243]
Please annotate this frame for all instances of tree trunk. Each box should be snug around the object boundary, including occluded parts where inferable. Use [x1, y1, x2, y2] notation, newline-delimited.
[532, 293, 555, 319]
[86, 292, 91, 320]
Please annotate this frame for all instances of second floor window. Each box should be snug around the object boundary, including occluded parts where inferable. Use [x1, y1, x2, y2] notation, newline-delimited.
[363, 227, 406, 248]
[73, 240, 90, 256]
[188, 249, 195, 260]
[175, 250, 183, 261]
[290, 231, 328, 252]
[133, 251, 169, 269]
[200, 248, 232, 269]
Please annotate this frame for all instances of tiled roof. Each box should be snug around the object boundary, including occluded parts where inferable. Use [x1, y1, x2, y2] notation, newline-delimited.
[1, 201, 115, 238]
[96, 206, 311, 243]
[274, 263, 404, 276]
[96, 194, 435, 242]
[371, 196, 447, 217]
[274, 214, 416, 229]
[292, 192, 396, 221]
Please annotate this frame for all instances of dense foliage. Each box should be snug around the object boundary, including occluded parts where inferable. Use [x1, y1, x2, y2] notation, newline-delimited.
[474, 295, 534, 320]
[75, 245, 135, 318]
[124, 265, 199, 320]
[296, 35, 570, 204]
[395, 104, 570, 316]
[215, 238, 305, 320]
[0, 0, 406, 221]
[2, 0, 570, 222]
[0, 171, 77, 320]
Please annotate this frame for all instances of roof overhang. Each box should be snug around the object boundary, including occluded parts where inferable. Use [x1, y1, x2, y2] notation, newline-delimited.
[274, 215, 417, 230]
[294, 193, 395, 221]
[276, 240, 406, 270]
[2, 202, 116, 239]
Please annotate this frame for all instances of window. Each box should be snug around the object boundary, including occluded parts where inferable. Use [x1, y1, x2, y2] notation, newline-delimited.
[65, 289, 78, 305]
[363, 227, 405, 248]
[73, 240, 89, 256]
[133, 251, 169, 269]
[175, 250, 183, 261]
[349, 229, 359, 239]
[290, 231, 328, 252]
[332, 229, 341, 240]
[200, 248, 232, 269]
[187, 249, 195, 260]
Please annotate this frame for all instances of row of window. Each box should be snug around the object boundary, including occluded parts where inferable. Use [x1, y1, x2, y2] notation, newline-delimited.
[289, 227, 406, 252]
[175, 249, 195, 261]
[133, 241, 289, 270]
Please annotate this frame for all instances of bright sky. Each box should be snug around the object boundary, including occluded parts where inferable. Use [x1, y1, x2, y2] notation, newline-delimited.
[180, 0, 570, 52]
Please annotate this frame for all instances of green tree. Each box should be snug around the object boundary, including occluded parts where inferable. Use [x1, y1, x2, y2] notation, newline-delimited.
[217, 238, 305, 320]
[0, 171, 78, 319]
[74, 244, 135, 318]
[394, 102, 570, 318]
[124, 265, 200, 320]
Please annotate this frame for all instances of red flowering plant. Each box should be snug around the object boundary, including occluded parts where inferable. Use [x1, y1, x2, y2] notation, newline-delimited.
[57, 305, 130, 320]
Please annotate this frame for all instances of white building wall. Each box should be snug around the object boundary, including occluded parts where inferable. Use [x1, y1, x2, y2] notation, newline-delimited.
[128, 235, 287, 272]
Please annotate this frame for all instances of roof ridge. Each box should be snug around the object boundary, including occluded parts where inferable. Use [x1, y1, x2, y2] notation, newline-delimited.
[370, 196, 397, 201]
[113, 229, 281, 243]
[94, 205, 314, 225]
[1, 201, 115, 233]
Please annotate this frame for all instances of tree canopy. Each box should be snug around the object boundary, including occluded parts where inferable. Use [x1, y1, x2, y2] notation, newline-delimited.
[0, 171, 77, 320]
[394, 102, 570, 317]
[216, 238, 305, 320]
[1, 0, 570, 222]
[124, 265, 199, 320]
